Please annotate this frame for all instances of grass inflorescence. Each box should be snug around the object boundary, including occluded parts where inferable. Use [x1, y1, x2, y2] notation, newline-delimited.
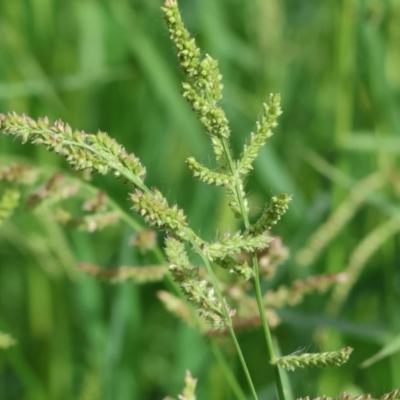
[0, 0, 399, 399]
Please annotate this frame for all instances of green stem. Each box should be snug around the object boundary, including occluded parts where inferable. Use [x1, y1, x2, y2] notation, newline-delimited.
[253, 254, 286, 400]
[209, 341, 248, 400]
[221, 138, 287, 400]
[228, 323, 258, 400]
[192, 241, 259, 400]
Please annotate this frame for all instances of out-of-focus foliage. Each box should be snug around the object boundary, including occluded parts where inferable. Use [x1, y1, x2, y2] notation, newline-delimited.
[0, 0, 399, 399]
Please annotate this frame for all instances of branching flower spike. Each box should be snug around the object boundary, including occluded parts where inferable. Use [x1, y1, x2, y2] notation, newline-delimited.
[238, 93, 282, 177]
[216, 257, 254, 280]
[264, 272, 348, 308]
[0, 113, 146, 185]
[162, 0, 232, 176]
[0, 1, 372, 400]
[162, 1, 229, 140]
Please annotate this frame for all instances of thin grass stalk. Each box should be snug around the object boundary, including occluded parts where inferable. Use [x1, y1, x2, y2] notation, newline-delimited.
[221, 134, 287, 400]
[252, 253, 286, 400]
[192, 241, 259, 400]
[209, 340, 248, 400]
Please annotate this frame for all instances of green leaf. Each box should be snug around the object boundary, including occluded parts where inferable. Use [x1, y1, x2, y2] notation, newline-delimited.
[360, 334, 400, 368]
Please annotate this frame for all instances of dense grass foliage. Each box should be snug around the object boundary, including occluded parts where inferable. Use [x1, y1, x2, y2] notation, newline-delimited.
[0, 0, 399, 399]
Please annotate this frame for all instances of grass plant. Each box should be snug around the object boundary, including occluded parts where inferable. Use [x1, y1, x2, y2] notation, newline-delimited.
[0, 0, 399, 399]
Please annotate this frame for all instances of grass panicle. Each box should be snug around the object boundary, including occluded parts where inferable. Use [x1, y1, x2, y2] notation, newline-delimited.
[1, 0, 397, 399]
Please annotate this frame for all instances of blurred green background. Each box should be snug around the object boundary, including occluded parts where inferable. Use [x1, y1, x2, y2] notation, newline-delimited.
[1, 0, 400, 399]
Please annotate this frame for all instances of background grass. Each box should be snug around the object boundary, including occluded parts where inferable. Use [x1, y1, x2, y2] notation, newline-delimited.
[0, 0, 400, 399]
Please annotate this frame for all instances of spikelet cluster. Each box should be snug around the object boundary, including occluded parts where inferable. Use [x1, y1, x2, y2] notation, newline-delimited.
[186, 157, 232, 187]
[82, 191, 107, 212]
[131, 229, 158, 253]
[165, 237, 235, 331]
[249, 192, 292, 235]
[216, 257, 254, 281]
[79, 263, 166, 284]
[273, 347, 353, 371]
[162, 1, 228, 140]
[237, 94, 282, 176]
[0, 164, 38, 185]
[0, 113, 146, 182]
[264, 272, 348, 308]
[202, 231, 272, 261]
[230, 233, 289, 281]
[179, 371, 197, 400]
[26, 173, 79, 209]
[131, 189, 189, 239]
[257, 235, 289, 279]
[55, 209, 119, 232]
[164, 370, 197, 400]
